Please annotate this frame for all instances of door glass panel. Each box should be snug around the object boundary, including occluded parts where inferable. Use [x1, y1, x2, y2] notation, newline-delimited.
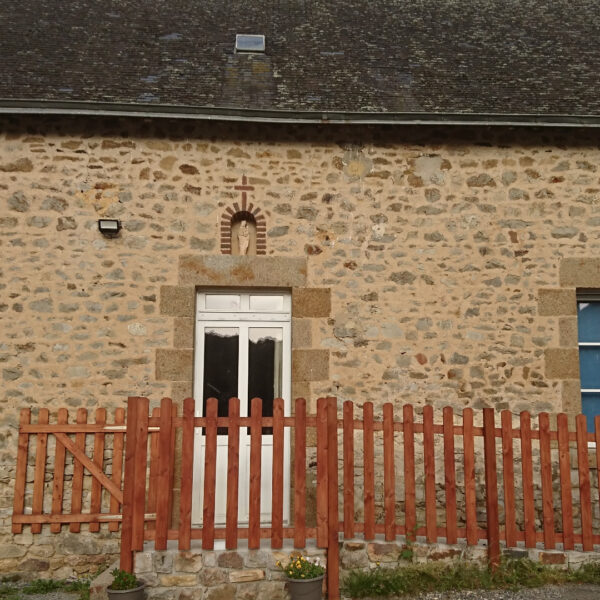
[249, 295, 284, 312]
[205, 294, 241, 311]
[579, 346, 600, 389]
[248, 327, 283, 434]
[203, 327, 239, 434]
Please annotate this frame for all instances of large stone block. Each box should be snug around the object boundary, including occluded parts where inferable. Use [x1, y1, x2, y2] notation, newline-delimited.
[291, 318, 312, 349]
[228, 569, 264, 583]
[537, 288, 576, 316]
[559, 317, 578, 347]
[292, 288, 331, 318]
[156, 349, 193, 381]
[159, 574, 198, 587]
[174, 551, 203, 573]
[544, 348, 579, 379]
[292, 349, 329, 381]
[160, 286, 195, 317]
[178, 255, 307, 288]
[174, 317, 194, 348]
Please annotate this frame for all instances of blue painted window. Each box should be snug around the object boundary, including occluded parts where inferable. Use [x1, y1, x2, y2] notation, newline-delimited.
[577, 299, 600, 433]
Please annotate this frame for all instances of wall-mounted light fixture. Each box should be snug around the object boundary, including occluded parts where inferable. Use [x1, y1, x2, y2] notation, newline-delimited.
[98, 219, 122, 238]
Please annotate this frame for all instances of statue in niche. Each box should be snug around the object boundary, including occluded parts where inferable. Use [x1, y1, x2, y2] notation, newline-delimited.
[238, 220, 249, 255]
[231, 214, 257, 255]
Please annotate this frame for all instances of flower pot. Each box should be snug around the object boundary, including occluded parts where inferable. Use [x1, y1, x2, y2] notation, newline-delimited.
[286, 574, 325, 600]
[107, 582, 146, 600]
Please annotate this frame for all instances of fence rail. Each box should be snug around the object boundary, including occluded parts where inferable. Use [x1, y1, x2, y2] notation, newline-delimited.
[12, 397, 600, 600]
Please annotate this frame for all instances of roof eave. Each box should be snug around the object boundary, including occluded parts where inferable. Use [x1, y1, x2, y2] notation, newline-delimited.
[1, 99, 599, 127]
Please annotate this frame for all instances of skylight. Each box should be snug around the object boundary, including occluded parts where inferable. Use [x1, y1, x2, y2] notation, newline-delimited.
[235, 34, 265, 53]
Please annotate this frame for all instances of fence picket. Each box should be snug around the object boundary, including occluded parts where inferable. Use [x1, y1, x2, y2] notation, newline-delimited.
[343, 401, 355, 538]
[147, 406, 160, 528]
[156, 397, 173, 550]
[443, 406, 457, 545]
[31, 409, 49, 535]
[520, 411, 536, 548]
[463, 408, 477, 545]
[271, 397, 284, 548]
[483, 408, 500, 568]
[294, 398, 307, 548]
[500, 410, 517, 548]
[383, 403, 395, 541]
[327, 397, 340, 600]
[202, 397, 218, 550]
[50, 409, 68, 534]
[557, 413, 574, 550]
[132, 398, 149, 550]
[248, 397, 262, 549]
[226, 398, 240, 549]
[179, 397, 195, 550]
[12, 409, 31, 534]
[576, 414, 593, 551]
[363, 402, 375, 540]
[89, 408, 106, 534]
[70, 408, 87, 534]
[538, 413, 554, 549]
[109, 407, 125, 533]
[120, 398, 138, 572]
[423, 405, 436, 543]
[403, 404, 416, 541]
[317, 398, 328, 547]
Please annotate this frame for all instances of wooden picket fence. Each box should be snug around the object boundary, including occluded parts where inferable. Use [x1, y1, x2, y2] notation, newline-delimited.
[12, 397, 600, 600]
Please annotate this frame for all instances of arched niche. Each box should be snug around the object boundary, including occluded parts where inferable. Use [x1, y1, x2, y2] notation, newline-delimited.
[220, 206, 266, 255]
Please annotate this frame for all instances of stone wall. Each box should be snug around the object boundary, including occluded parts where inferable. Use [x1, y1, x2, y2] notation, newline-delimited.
[2, 116, 600, 575]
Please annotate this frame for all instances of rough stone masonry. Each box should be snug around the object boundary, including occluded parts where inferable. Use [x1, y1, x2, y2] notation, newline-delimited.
[1, 116, 599, 576]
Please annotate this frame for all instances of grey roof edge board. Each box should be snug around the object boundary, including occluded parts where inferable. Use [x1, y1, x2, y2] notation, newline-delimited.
[0, 100, 599, 128]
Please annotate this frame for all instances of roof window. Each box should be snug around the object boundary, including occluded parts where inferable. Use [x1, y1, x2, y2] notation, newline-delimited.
[235, 34, 265, 53]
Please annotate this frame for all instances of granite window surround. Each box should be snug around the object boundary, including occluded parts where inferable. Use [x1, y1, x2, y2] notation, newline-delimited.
[538, 258, 600, 415]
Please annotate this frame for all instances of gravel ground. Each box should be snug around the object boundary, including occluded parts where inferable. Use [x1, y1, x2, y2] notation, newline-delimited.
[411, 584, 600, 600]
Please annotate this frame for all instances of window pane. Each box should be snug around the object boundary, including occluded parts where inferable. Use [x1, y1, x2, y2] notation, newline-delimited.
[205, 294, 241, 311]
[577, 301, 600, 342]
[579, 346, 600, 389]
[249, 295, 284, 312]
[582, 392, 600, 433]
[248, 328, 283, 434]
[203, 327, 238, 434]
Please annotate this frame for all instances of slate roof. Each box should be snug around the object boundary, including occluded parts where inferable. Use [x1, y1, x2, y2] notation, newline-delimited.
[1, 0, 600, 124]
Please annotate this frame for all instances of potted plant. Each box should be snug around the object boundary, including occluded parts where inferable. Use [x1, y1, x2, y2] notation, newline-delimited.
[277, 553, 325, 600]
[106, 569, 145, 600]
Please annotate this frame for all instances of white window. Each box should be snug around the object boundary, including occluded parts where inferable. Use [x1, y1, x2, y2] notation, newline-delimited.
[192, 291, 291, 526]
[577, 296, 600, 433]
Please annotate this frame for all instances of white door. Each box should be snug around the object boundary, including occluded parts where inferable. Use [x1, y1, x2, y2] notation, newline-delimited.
[192, 291, 291, 526]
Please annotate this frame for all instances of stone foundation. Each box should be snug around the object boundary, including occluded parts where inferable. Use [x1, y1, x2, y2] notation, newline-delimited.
[90, 543, 327, 600]
[88, 539, 600, 600]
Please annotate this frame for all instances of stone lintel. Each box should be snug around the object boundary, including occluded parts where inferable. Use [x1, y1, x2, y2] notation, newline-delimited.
[156, 349, 193, 381]
[178, 255, 307, 288]
[160, 286, 195, 317]
[544, 348, 579, 380]
[292, 349, 329, 382]
[559, 258, 600, 287]
[292, 287, 331, 318]
[537, 288, 576, 316]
